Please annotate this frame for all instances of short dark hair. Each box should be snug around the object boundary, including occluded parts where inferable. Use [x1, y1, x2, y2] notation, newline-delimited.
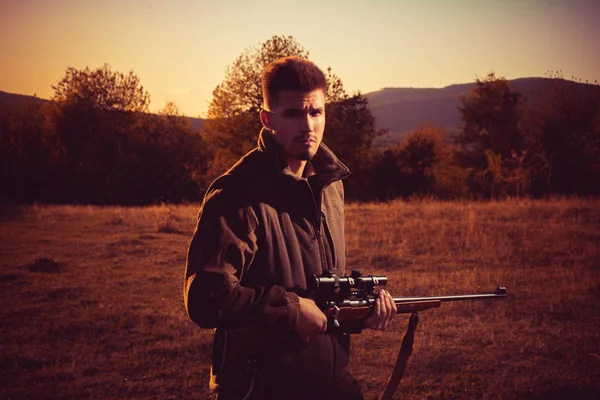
[261, 56, 327, 110]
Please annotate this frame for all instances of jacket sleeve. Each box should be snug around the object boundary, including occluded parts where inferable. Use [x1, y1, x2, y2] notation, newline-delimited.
[184, 181, 300, 332]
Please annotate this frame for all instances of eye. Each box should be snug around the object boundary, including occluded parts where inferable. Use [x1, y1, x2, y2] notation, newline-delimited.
[310, 110, 322, 117]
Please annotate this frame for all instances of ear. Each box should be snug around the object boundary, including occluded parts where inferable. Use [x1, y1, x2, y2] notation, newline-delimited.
[259, 109, 274, 131]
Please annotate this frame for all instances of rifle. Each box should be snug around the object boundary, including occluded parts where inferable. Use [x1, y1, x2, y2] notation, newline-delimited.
[309, 270, 507, 400]
[211, 270, 507, 398]
[310, 269, 507, 333]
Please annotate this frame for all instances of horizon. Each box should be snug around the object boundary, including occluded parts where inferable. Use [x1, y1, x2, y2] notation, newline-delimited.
[5, 75, 588, 118]
[1, 0, 599, 117]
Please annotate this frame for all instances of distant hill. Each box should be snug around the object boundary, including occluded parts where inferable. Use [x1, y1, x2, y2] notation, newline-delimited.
[0, 90, 205, 132]
[364, 77, 600, 146]
[3, 77, 599, 145]
[186, 116, 204, 132]
[0, 90, 47, 111]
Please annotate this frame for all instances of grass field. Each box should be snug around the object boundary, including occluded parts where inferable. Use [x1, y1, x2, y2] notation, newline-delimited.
[1, 199, 599, 399]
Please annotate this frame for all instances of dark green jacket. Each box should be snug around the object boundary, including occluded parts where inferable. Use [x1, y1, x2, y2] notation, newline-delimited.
[184, 128, 354, 398]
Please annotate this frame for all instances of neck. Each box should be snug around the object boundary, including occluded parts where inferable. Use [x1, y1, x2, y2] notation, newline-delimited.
[285, 155, 307, 178]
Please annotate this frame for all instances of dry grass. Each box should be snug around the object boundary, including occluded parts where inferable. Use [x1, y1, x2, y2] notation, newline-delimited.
[1, 199, 599, 399]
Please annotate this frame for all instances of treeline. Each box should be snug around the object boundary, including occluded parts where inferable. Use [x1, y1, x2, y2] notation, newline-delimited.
[362, 72, 600, 201]
[1, 37, 599, 205]
[0, 66, 208, 205]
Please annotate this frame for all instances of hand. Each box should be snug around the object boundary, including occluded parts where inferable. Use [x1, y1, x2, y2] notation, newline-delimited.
[294, 297, 328, 342]
[364, 289, 397, 330]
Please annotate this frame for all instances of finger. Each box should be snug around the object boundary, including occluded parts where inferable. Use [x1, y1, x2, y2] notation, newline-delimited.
[390, 290, 397, 313]
[383, 290, 396, 328]
[377, 292, 387, 329]
[369, 297, 382, 329]
[383, 290, 393, 328]
[379, 290, 393, 329]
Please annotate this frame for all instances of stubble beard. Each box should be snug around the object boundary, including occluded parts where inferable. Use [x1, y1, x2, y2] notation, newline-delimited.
[293, 145, 319, 161]
[292, 134, 319, 161]
[295, 150, 313, 161]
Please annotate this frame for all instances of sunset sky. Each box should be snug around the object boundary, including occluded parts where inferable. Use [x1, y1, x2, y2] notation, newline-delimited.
[1, 0, 599, 117]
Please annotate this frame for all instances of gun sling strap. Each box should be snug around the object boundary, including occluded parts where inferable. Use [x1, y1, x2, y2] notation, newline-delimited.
[379, 312, 420, 400]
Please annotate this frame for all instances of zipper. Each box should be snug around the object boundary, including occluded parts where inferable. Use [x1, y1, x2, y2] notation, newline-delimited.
[321, 211, 336, 269]
[305, 180, 330, 272]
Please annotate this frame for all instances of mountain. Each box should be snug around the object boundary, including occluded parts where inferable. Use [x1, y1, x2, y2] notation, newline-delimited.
[0, 90, 47, 111]
[186, 116, 204, 131]
[3, 77, 598, 145]
[0, 90, 205, 131]
[364, 77, 600, 146]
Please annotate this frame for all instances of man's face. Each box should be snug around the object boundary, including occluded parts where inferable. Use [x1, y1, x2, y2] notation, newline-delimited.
[266, 89, 326, 163]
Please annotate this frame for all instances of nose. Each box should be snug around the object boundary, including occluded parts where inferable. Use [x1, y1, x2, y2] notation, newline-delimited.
[302, 113, 314, 133]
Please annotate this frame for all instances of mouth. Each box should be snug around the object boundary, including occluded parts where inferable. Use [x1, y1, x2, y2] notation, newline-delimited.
[295, 136, 317, 146]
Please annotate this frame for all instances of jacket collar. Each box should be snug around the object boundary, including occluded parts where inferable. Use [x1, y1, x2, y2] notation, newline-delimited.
[257, 128, 350, 186]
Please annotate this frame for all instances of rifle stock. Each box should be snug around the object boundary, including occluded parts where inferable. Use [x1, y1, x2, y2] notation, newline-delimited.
[324, 299, 442, 325]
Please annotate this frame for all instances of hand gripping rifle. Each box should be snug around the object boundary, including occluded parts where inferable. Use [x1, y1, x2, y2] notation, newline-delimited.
[309, 270, 507, 400]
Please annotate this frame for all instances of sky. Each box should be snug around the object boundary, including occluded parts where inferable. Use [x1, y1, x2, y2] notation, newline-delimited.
[1, 0, 599, 117]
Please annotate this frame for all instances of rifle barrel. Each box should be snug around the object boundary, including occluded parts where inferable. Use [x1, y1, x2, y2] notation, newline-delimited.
[392, 286, 507, 304]
[328, 287, 507, 309]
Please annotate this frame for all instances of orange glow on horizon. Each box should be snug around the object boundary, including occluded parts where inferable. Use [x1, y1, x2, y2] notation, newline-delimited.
[1, 0, 598, 117]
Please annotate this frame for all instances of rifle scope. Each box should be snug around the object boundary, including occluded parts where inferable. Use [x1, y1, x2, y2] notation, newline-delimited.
[310, 270, 387, 295]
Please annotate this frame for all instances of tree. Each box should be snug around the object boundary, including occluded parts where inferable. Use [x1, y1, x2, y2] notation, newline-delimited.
[368, 124, 448, 200]
[324, 93, 381, 166]
[203, 35, 384, 193]
[456, 73, 526, 198]
[52, 64, 150, 113]
[528, 71, 600, 196]
[3, 65, 210, 205]
[0, 99, 59, 203]
[369, 143, 406, 201]
[137, 102, 209, 203]
[48, 64, 151, 202]
[203, 36, 311, 175]
[0, 105, 19, 202]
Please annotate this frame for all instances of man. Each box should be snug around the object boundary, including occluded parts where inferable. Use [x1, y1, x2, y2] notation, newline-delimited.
[184, 56, 396, 400]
